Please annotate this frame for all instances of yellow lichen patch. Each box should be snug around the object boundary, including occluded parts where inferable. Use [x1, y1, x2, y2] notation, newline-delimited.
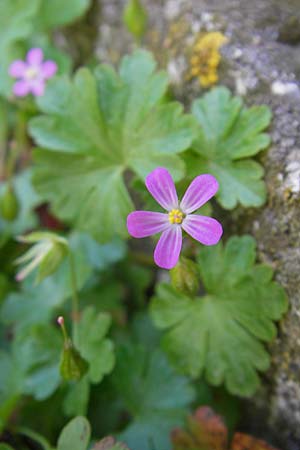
[169, 209, 184, 224]
[189, 31, 228, 87]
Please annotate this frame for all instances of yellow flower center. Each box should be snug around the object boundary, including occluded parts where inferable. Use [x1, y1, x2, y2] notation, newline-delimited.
[168, 209, 184, 224]
[25, 67, 39, 80]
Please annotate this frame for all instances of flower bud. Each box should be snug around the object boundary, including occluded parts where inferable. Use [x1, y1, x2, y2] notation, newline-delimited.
[170, 257, 199, 296]
[15, 231, 68, 283]
[123, 0, 147, 39]
[60, 338, 89, 381]
[58, 316, 88, 381]
[0, 183, 19, 222]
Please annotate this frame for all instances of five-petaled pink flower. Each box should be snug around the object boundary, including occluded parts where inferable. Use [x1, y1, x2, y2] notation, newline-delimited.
[9, 48, 57, 97]
[127, 168, 223, 269]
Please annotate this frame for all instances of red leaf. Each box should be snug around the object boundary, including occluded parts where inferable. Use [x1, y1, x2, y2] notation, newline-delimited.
[231, 433, 279, 450]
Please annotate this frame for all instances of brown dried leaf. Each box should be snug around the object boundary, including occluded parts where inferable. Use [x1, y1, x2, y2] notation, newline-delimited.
[231, 433, 279, 450]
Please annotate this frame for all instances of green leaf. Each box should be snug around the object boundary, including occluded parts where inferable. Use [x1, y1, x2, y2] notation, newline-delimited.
[150, 236, 288, 397]
[0, 0, 40, 96]
[14, 323, 61, 400]
[112, 343, 195, 450]
[187, 87, 272, 209]
[30, 50, 195, 241]
[77, 306, 115, 384]
[57, 416, 91, 450]
[0, 350, 22, 431]
[34, 0, 91, 30]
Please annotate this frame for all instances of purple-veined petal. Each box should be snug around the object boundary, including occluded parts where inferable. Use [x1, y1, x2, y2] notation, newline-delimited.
[182, 214, 223, 245]
[41, 61, 57, 79]
[180, 174, 219, 214]
[145, 167, 178, 211]
[26, 48, 43, 65]
[127, 211, 170, 238]
[13, 80, 30, 97]
[154, 226, 182, 269]
[30, 80, 45, 97]
[9, 60, 27, 78]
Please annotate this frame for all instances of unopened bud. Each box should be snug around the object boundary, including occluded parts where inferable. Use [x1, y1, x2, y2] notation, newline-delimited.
[57, 316, 64, 326]
[60, 341, 89, 381]
[123, 0, 147, 40]
[58, 317, 88, 381]
[170, 257, 199, 296]
[0, 183, 19, 222]
[15, 231, 69, 283]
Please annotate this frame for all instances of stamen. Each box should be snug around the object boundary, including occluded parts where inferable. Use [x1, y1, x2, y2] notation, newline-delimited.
[25, 67, 39, 80]
[168, 208, 184, 224]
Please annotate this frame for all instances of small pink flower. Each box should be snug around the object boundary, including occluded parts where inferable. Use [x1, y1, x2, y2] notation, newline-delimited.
[127, 167, 223, 270]
[9, 48, 57, 97]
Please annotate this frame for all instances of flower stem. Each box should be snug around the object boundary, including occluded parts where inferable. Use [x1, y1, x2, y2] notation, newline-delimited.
[0, 99, 8, 180]
[69, 252, 80, 345]
[6, 109, 28, 180]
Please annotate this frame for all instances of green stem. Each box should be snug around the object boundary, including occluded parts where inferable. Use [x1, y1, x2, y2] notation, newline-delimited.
[6, 109, 28, 180]
[0, 99, 8, 180]
[130, 251, 156, 267]
[69, 253, 80, 345]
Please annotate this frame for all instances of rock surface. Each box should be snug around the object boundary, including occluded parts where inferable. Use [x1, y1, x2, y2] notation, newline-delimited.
[79, 0, 300, 448]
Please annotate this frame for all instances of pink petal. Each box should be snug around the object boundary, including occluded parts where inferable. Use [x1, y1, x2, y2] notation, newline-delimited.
[41, 61, 57, 79]
[180, 174, 219, 214]
[154, 226, 182, 269]
[182, 214, 223, 245]
[30, 80, 45, 97]
[9, 60, 27, 77]
[127, 211, 170, 238]
[13, 80, 30, 97]
[145, 167, 178, 211]
[26, 48, 43, 65]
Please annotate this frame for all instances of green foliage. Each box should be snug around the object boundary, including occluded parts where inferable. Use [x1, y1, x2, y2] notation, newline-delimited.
[112, 343, 195, 450]
[0, 350, 22, 430]
[29, 50, 196, 241]
[35, 0, 91, 30]
[77, 306, 115, 384]
[57, 416, 91, 450]
[123, 0, 148, 39]
[1, 232, 125, 330]
[150, 236, 288, 396]
[15, 323, 61, 400]
[186, 87, 272, 209]
[0, 37, 289, 450]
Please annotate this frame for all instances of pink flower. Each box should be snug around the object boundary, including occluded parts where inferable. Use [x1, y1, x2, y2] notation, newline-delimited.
[9, 48, 57, 97]
[127, 168, 223, 270]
